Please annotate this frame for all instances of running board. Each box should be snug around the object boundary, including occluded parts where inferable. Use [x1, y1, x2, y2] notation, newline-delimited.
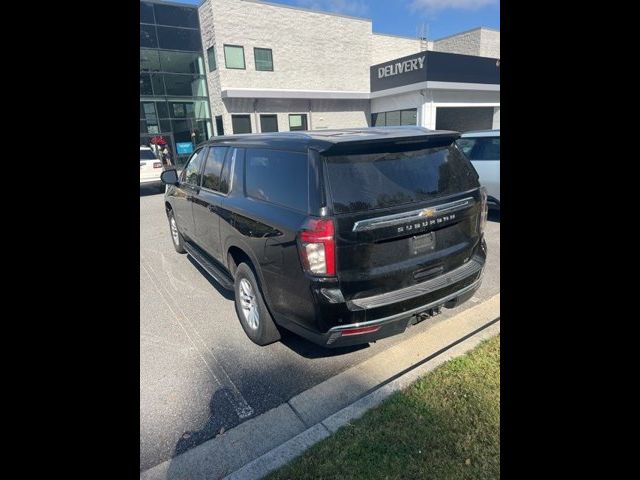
[184, 241, 234, 291]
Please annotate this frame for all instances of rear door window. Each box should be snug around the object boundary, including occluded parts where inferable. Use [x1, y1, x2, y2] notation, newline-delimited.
[245, 149, 308, 212]
[324, 145, 478, 214]
[140, 149, 157, 160]
[201, 146, 229, 191]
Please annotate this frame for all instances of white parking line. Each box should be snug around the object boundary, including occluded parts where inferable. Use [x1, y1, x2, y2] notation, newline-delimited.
[141, 255, 254, 419]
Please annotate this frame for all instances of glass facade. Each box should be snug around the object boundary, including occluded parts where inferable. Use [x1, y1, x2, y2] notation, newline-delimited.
[140, 1, 213, 168]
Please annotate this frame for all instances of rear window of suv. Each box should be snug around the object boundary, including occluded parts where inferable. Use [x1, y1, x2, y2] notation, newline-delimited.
[324, 145, 478, 214]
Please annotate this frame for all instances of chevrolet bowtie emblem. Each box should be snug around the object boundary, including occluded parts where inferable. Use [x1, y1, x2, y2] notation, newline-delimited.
[419, 208, 436, 218]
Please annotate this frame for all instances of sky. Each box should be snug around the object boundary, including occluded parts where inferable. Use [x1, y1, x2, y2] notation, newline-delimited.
[174, 0, 500, 40]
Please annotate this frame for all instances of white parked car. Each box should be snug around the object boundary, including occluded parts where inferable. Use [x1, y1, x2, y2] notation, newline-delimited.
[139, 146, 164, 192]
[457, 130, 500, 208]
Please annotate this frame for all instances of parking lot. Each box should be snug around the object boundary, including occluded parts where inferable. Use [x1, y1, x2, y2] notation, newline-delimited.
[140, 186, 500, 472]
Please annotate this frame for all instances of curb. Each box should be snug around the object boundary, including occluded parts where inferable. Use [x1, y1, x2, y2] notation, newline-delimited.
[226, 319, 500, 480]
[141, 294, 500, 480]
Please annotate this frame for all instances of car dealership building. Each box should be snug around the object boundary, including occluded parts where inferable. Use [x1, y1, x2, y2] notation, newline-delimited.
[140, 0, 500, 166]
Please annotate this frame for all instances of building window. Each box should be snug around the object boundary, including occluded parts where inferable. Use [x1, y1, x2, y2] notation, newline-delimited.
[260, 115, 278, 133]
[289, 114, 308, 131]
[371, 108, 417, 127]
[254, 48, 273, 71]
[207, 46, 217, 71]
[224, 45, 246, 69]
[215, 116, 224, 136]
[232, 115, 252, 134]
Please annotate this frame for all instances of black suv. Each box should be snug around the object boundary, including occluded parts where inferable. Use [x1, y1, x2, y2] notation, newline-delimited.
[160, 127, 487, 348]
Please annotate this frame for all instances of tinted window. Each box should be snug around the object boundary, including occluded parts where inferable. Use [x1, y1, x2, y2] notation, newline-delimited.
[157, 26, 201, 51]
[140, 25, 157, 48]
[457, 137, 500, 161]
[140, 2, 155, 23]
[153, 4, 199, 28]
[140, 49, 161, 72]
[158, 50, 203, 74]
[245, 149, 308, 212]
[325, 145, 478, 214]
[202, 147, 229, 191]
[163, 74, 206, 97]
[254, 48, 273, 71]
[140, 149, 157, 160]
[207, 46, 217, 71]
[140, 74, 153, 95]
[232, 115, 252, 134]
[260, 115, 278, 133]
[181, 149, 205, 185]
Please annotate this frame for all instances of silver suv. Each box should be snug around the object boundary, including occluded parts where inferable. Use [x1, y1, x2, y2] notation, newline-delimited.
[457, 130, 500, 208]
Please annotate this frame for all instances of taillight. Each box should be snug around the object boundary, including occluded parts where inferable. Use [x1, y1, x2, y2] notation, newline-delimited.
[479, 187, 488, 234]
[298, 218, 336, 276]
[153, 162, 163, 169]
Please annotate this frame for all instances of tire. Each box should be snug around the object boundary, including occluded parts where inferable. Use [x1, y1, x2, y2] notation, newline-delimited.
[233, 263, 281, 346]
[167, 209, 186, 254]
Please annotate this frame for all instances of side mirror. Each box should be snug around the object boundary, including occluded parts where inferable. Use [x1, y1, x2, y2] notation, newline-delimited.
[160, 169, 179, 186]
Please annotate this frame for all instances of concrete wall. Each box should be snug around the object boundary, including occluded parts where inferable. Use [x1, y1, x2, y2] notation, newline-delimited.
[371, 33, 423, 65]
[492, 107, 500, 129]
[221, 98, 369, 133]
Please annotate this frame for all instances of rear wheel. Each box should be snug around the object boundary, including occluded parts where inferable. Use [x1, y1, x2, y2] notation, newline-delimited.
[233, 263, 280, 346]
[167, 209, 186, 254]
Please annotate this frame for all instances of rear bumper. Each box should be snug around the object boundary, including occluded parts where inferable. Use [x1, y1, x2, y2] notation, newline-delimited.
[284, 249, 486, 348]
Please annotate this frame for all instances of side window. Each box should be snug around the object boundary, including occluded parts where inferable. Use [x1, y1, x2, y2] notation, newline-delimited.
[245, 149, 308, 212]
[202, 146, 229, 191]
[180, 148, 205, 186]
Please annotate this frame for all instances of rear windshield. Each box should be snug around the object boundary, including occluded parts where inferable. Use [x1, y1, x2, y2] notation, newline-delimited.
[324, 145, 478, 214]
[456, 136, 500, 161]
[140, 149, 157, 160]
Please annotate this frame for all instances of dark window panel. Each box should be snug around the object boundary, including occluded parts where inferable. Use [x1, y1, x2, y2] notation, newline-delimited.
[232, 115, 252, 134]
[140, 2, 155, 23]
[245, 149, 308, 212]
[400, 109, 417, 125]
[140, 49, 161, 72]
[151, 74, 165, 96]
[157, 26, 201, 52]
[163, 74, 206, 97]
[158, 50, 203, 74]
[207, 46, 217, 71]
[215, 116, 224, 136]
[260, 115, 278, 133]
[202, 147, 229, 191]
[254, 48, 273, 71]
[140, 74, 153, 96]
[155, 101, 169, 118]
[153, 4, 199, 28]
[140, 25, 157, 48]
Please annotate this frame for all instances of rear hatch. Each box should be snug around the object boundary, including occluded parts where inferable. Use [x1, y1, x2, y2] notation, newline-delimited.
[140, 148, 162, 180]
[322, 133, 482, 301]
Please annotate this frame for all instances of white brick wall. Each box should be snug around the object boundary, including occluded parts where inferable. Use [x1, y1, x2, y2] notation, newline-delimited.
[202, 0, 371, 92]
[433, 27, 500, 59]
[371, 33, 423, 65]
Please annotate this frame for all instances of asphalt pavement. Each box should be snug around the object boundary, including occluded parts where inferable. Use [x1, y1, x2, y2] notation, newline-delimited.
[139, 185, 500, 472]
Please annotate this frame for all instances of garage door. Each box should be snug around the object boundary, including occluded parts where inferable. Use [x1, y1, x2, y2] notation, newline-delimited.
[435, 107, 495, 132]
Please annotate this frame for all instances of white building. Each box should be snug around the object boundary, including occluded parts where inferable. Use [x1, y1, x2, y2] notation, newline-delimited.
[197, 0, 499, 135]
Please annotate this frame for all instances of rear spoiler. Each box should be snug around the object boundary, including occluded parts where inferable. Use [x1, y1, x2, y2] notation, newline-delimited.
[318, 131, 461, 156]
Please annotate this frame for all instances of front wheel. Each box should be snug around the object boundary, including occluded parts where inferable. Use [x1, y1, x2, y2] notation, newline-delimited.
[167, 209, 186, 254]
[233, 263, 280, 346]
